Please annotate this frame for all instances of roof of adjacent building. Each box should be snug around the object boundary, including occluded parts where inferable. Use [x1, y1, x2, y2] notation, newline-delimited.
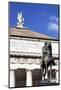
[9, 27, 58, 40]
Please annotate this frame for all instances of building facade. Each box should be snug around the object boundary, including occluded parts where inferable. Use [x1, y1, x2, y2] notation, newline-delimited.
[9, 27, 59, 87]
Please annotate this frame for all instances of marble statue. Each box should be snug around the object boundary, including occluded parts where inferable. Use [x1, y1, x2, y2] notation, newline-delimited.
[17, 12, 24, 28]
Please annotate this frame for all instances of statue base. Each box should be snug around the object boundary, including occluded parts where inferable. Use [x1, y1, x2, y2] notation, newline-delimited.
[40, 79, 50, 83]
[38, 79, 58, 86]
[39, 79, 50, 86]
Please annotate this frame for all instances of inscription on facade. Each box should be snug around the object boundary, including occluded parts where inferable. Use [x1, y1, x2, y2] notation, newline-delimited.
[10, 39, 58, 56]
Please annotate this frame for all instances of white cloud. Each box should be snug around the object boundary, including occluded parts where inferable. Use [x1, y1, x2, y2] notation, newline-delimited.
[48, 22, 58, 31]
[49, 16, 58, 23]
[48, 16, 58, 31]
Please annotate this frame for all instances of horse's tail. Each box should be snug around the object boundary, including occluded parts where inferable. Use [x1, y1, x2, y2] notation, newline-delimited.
[50, 56, 56, 66]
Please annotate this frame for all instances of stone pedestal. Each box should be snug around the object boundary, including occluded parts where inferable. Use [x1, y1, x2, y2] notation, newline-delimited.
[39, 79, 50, 85]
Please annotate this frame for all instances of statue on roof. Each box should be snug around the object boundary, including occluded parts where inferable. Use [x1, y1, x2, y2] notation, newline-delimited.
[17, 12, 24, 28]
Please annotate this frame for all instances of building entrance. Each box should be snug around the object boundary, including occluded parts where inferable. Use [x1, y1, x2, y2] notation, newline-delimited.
[15, 69, 26, 87]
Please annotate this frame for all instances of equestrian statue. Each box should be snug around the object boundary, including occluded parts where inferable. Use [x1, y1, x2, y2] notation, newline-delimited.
[41, 41, 56, 80]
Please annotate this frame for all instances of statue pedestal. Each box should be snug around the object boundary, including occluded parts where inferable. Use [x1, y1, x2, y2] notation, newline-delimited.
[39, 79, 50, 85]
[39, 79, 58, 86]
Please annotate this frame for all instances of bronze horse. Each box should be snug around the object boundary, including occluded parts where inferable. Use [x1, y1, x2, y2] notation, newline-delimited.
[41, 41, 56, 80]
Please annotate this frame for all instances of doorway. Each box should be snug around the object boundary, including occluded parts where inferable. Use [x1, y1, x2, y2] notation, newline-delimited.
[15, 68, 26, 87]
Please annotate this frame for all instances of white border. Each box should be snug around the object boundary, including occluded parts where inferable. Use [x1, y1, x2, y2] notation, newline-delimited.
[0, 0, 61, 90]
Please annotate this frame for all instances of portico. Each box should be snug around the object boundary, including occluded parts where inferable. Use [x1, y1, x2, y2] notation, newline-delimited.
[10, 52, 59, 87]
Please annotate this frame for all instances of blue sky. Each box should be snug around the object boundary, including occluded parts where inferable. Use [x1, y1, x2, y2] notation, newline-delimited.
[9, 2, 59, 39]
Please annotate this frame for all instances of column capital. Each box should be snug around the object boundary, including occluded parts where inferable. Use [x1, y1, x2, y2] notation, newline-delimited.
[25, 69, 33, 72]
[10, 69, 15, 71]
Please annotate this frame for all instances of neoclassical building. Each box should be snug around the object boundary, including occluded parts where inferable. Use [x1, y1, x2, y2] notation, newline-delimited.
[9, 13, 59, 87]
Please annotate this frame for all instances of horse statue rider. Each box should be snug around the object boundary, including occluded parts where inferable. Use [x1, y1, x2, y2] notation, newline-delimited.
[41, 41, 56, 80]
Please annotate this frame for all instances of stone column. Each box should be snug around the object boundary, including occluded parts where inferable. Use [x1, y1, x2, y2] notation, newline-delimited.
[10, 70, 15, 87]
[56, 70, 59, 83]
[26, 70, 32, 86]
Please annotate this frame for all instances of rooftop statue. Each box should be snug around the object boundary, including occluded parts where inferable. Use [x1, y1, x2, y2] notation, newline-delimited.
[17, 12, 24, 28]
